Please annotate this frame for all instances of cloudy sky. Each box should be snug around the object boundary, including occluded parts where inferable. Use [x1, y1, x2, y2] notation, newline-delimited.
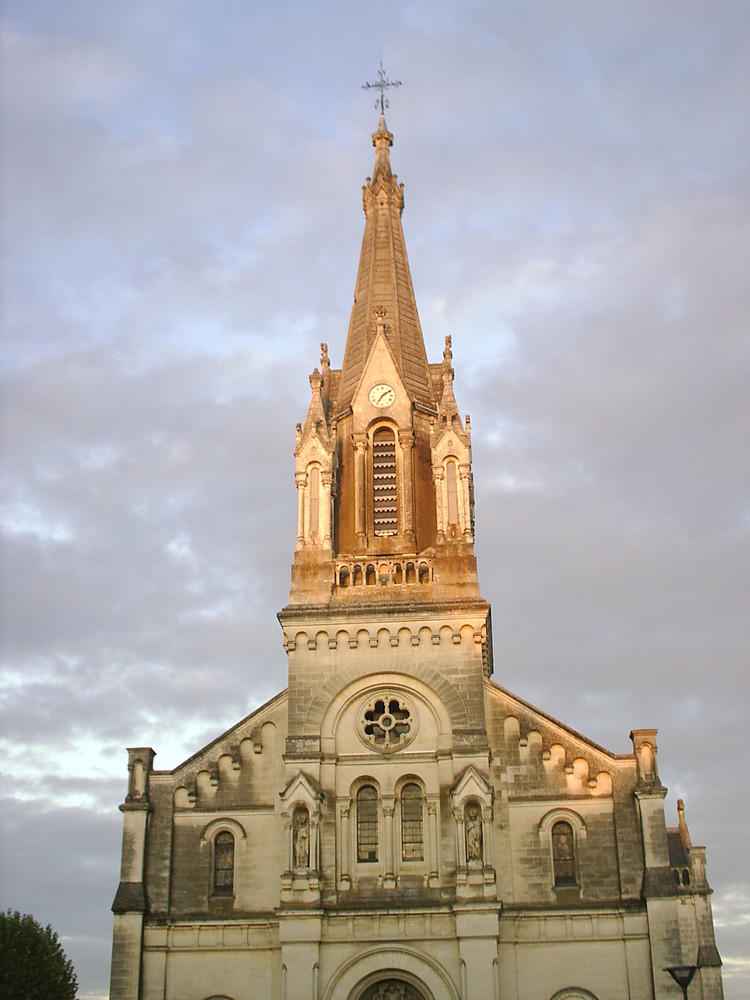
[1, 2, 748, 997]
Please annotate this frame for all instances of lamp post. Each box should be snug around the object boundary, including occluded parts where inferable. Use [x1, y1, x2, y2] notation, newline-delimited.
[665, 965, 697, 999]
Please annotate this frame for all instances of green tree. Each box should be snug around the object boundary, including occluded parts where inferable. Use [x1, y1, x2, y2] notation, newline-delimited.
[0, 909, 78, 1000]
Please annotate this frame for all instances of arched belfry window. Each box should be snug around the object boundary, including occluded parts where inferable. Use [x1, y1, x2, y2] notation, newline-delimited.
[213, 831, 235, 896]
[552, 821, 576, 886]
[372, 427, 397, 536]
[357, 785, 379, 862]
[400, 783, 424, 861]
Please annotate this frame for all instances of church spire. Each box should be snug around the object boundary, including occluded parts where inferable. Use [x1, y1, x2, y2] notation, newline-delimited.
[371, 113, 393, 183]
[288, 113, 481, 605]
[334, 116, 434, 415]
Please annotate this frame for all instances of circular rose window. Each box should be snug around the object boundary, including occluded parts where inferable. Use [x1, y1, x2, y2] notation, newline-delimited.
[358, 692, 418, 752]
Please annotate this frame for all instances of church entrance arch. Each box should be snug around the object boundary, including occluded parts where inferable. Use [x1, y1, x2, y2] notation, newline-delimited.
[323, 946, 457, 1000]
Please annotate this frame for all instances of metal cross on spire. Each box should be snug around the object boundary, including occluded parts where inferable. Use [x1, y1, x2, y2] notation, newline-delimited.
[362, 60, 402, 114]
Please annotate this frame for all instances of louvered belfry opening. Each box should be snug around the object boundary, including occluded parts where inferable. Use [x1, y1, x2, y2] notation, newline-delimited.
[372, 427, 398, 536]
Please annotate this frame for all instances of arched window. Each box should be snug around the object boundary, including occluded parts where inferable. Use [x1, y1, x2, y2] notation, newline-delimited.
[372, 427, 397, 536]
[446, 460, 459, 525]
[552, 821, 576, 886]
[400, 783, 424, 861]
[357, 785, 379, 863]
[309, 466, 320, 537]
[213, 831, 235, 896]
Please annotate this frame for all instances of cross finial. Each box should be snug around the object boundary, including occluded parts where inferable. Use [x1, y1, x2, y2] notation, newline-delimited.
[362, 60, 402, 114]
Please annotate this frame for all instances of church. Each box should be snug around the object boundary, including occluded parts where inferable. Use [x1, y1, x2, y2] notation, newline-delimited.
[109, 112, 724, 1000]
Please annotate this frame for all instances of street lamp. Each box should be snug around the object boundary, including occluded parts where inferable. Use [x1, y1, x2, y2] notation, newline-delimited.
[665, 965, 697, 999]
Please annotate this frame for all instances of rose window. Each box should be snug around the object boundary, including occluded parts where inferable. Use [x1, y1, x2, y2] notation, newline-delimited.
[358, 693, 416, 752]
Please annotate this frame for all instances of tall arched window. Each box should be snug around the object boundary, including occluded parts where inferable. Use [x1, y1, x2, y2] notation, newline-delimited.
[372, 428, 397, 536]
[309, 466, 320, 537]
[552, 821, 576, 886]
[213, 831, 235, 896]
[446, 461, 459, 526]
[400, 783, 424, 861]
[357, 785, 379, 862]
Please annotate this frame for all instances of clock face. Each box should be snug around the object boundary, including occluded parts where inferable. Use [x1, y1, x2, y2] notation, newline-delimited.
[369, 383, 395, 408]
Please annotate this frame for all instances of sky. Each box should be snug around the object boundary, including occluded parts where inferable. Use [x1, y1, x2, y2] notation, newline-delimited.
[1, 1, 748, 997]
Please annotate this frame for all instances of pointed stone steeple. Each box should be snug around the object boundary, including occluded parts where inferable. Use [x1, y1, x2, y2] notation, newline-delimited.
[334, 115, 434, 415]
[287, 117, 483, 607]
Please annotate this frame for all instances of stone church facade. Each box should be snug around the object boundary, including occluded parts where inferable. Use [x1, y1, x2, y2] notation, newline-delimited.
[110, 116, 723, 1000]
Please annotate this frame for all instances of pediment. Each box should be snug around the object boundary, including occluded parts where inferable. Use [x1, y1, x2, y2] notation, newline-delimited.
[432, 423, 471, 463]
[351, 331, 411, 424]
[451, 764, 493, 809]
[279, 770, 324, 818]
[295, 433, 333, 467]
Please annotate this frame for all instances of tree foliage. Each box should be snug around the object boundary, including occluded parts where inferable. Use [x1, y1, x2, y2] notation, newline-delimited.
[0, 909, 78, 1000]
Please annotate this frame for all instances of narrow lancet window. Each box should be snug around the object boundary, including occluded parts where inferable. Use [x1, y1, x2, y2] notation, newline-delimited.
[213, 831, 235, 896]
[309, 466, 320, 537]
[357, 785, 379, 862]
[552, 821, 576, 886]
[372, 428, 397, 535]
[446, 461, 459, 525]
[400, 783, 424, 860]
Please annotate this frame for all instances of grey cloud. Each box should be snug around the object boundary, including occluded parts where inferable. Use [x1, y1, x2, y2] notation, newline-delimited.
[2, 2, 748, 997]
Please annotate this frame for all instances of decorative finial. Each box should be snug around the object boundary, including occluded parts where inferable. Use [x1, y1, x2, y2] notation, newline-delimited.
[362, 60, 401, 114]
[374, 305, 388, 338]
[443, 335, 453, 367]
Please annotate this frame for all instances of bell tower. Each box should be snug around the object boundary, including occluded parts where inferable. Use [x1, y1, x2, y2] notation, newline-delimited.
[279, 114, 493, 766]
[287, 114, 484, 608]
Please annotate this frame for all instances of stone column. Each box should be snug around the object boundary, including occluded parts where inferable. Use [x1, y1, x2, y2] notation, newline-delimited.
[454, 809, 467, 870]
[109, 748, 155, 1000]
[399, 429, 415, 545]
[278, 914, 322, 1000]
[321, 472, 333, 549]
[295, 471, 307, 550]
[630, 730, 683, 1000]
[428, 800, 440, 885]
[433, 468, 445, 543]
[339, 804, 350, 888]
[284, 815, 294, 876]
[459, 464, 473, 541]
[353, 436, 367, 548]
[454, 906, 502, 1000]
[482, 805, 493, 869]
[383, 798, 396, 888]
[310, 816, 320, 873]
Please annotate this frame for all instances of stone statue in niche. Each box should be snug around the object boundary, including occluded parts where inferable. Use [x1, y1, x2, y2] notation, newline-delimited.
[293, 809, 309, 869]
[465, 803, 483, 862]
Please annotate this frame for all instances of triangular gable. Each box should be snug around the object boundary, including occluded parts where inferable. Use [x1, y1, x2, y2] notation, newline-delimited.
[351, 330, 410, 414]
[279, 770, 324, 820]
[451, 764, 493, 810]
